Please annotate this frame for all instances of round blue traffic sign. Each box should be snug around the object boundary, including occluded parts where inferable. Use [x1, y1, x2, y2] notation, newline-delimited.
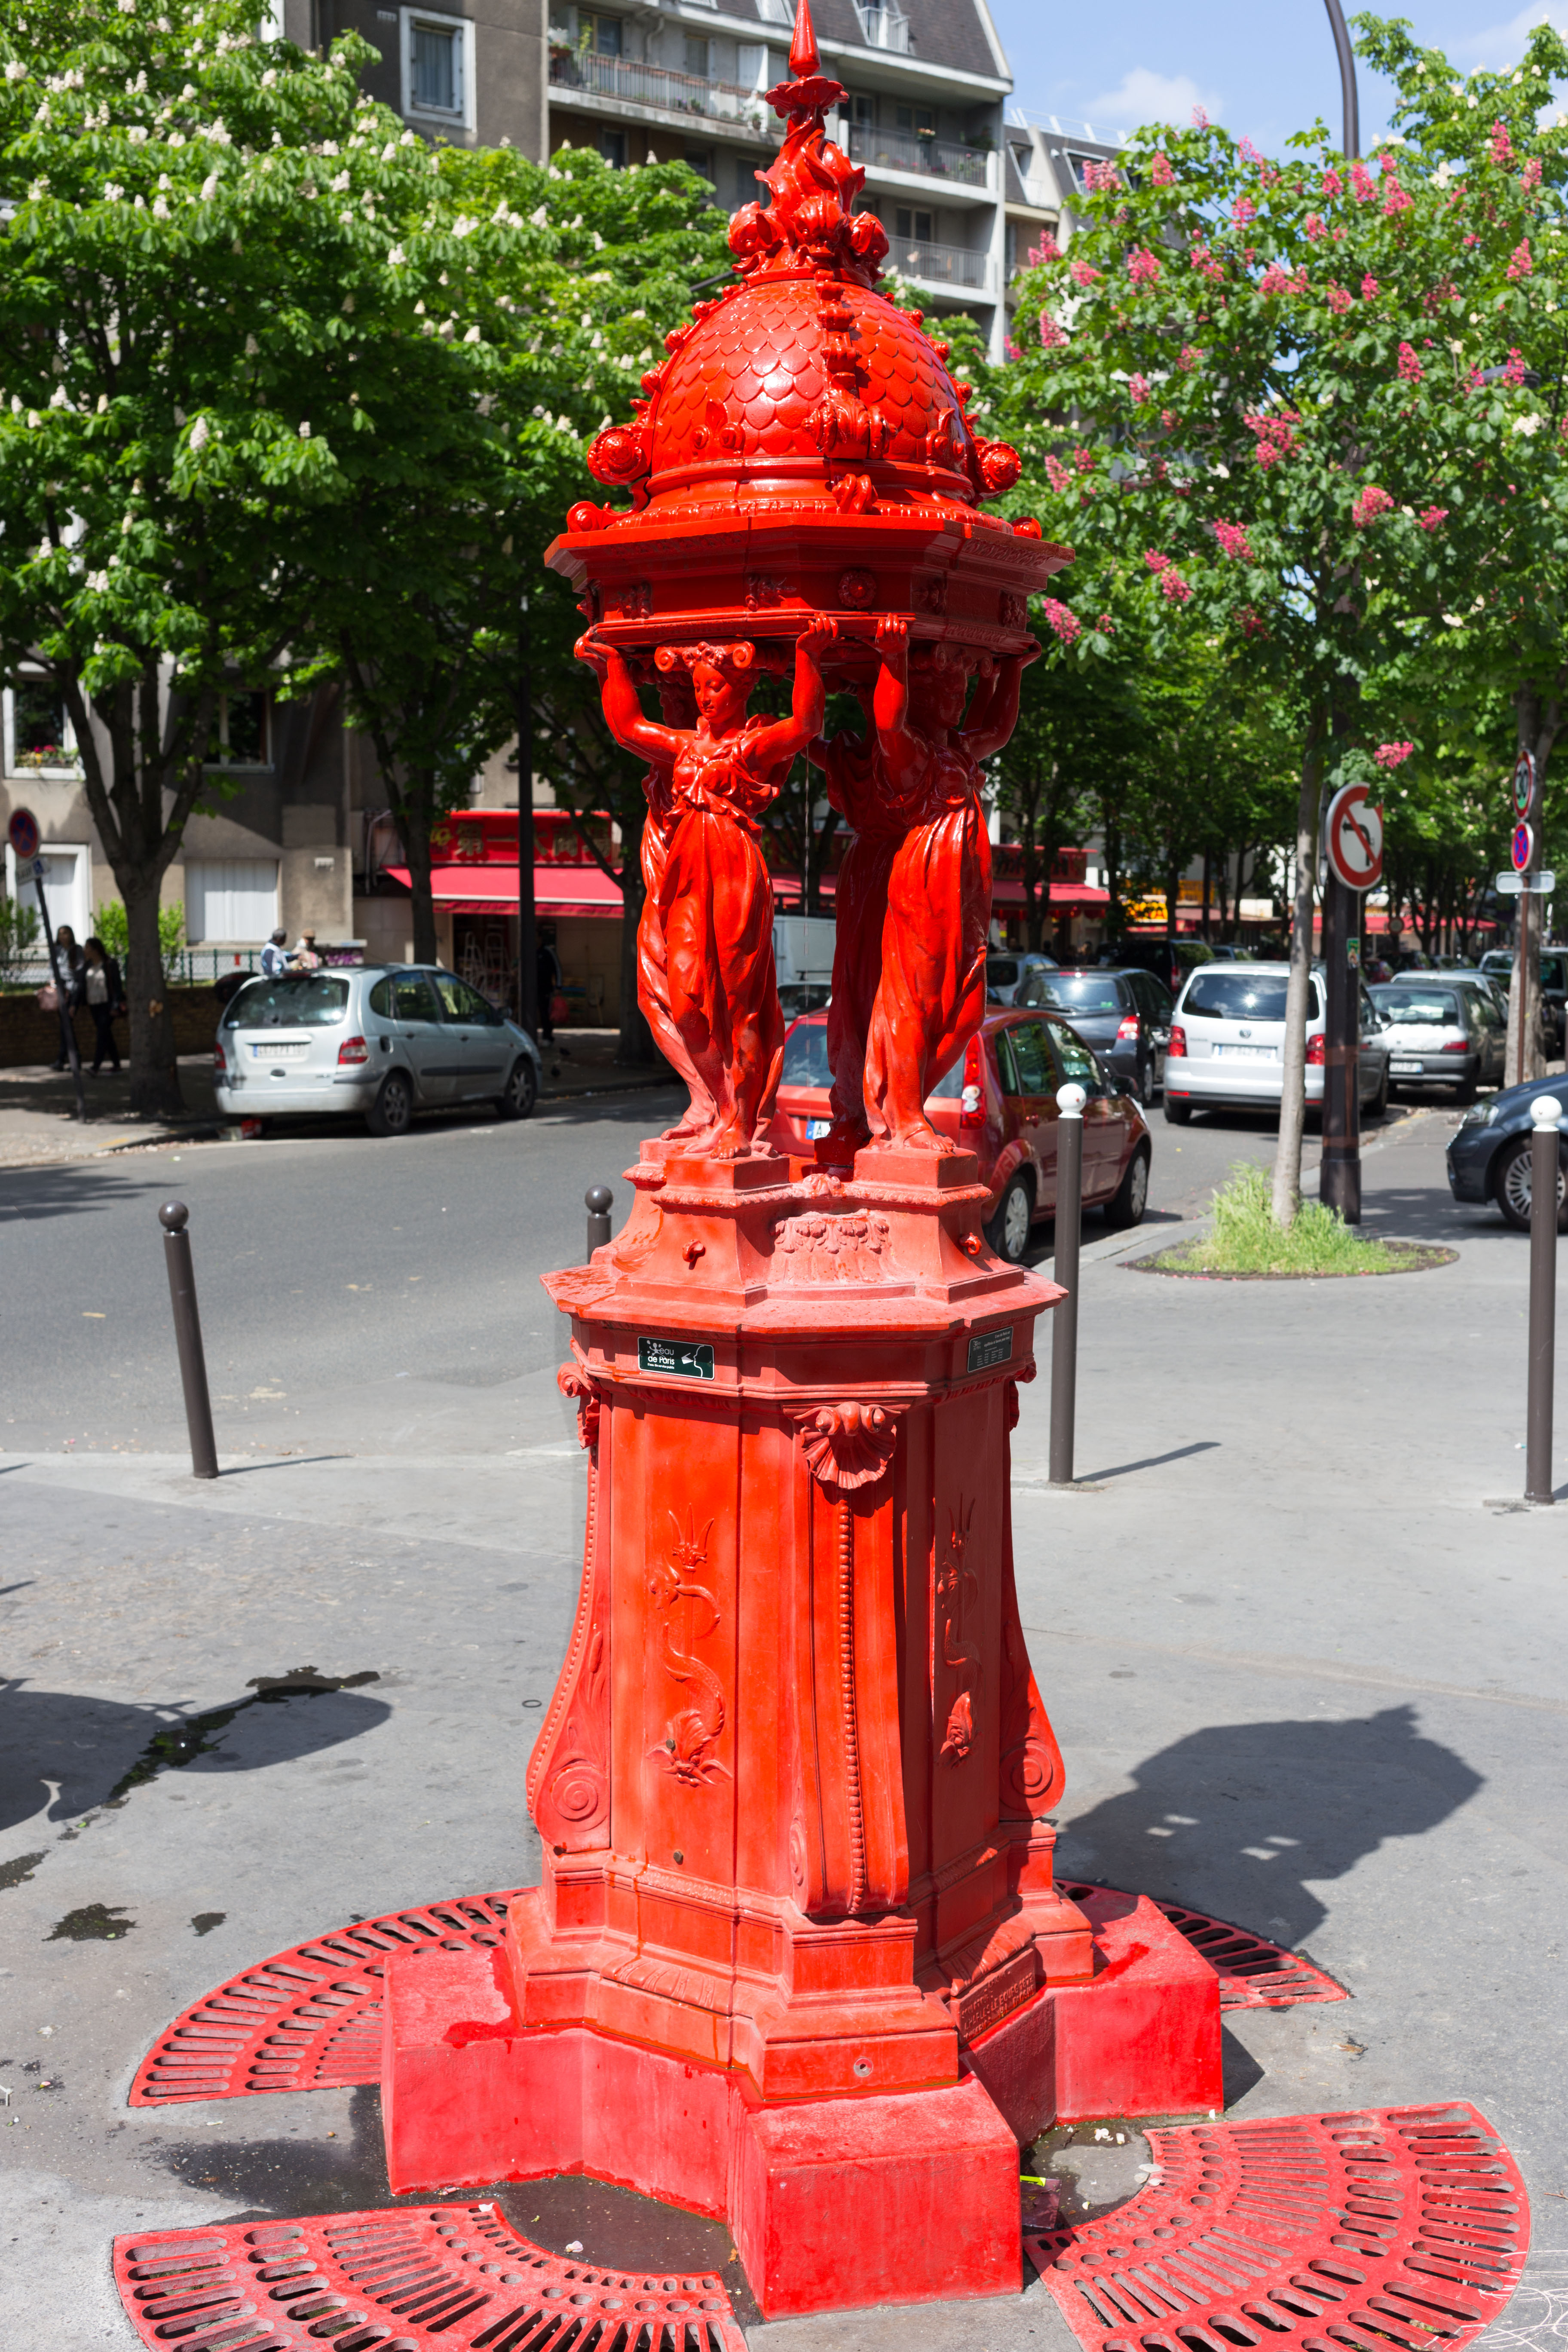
[1513, 821, 1534, 874]
[7, 806, 39, 860]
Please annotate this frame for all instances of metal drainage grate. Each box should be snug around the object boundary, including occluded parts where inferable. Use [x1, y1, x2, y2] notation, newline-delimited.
[1026, 2102, 1529, 2352]
[128, 1893, 521, 2105]
[1058, 1881, 1348, 2011]
[130, 1880, 1341, 2109]
[113, 2206, 745, 2352]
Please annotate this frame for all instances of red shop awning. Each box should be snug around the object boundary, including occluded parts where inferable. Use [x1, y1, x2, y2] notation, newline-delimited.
[384, 864, 625, 919]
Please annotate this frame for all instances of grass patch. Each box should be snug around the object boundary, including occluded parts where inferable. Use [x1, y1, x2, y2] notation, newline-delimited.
[1158, 1163, 1398, 1277]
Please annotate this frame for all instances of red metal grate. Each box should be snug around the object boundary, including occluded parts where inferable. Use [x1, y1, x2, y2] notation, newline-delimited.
[1057, 1882, 1348, 2012]
[131, 1880, 1342, 2108]
[129, 1893, 521, 2105]
[1026, 2103, 1529, 2352]
[113, 2206, 745, 2352]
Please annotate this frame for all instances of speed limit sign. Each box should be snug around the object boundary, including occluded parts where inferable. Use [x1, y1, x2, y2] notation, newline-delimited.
[1325, 783, 1384, 891]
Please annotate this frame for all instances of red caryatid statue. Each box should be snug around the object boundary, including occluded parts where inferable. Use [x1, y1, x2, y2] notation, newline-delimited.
[380, 0, 1224, 2317]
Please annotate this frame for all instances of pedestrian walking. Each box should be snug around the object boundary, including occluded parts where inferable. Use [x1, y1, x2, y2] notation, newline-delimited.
[81, 935, 125, 1074]
[260, 927, 290, 978]
[47, 923, 85, 1069]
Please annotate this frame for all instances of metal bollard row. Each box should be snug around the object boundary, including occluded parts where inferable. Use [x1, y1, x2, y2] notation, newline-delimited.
[1049, 1083, 1086, 1487]
[158, 1200, 218, 1481]
[1525, 1093, 1561, 1507]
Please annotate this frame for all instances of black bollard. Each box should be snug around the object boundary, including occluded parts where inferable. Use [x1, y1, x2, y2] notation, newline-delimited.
[586, 1183, 613, 1264]
[1049, 1082, 1086, 1487]
[158, 1200, 219, 1480]
[1525, 1093, 1561, 1506]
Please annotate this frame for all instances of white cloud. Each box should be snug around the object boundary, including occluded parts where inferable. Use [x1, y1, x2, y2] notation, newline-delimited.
[1079, 66, 1225, 134]
[1448, 0, 1568, 66]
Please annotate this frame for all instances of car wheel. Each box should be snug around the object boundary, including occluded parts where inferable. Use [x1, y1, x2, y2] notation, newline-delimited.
[1102, 1145, 1150, 1230]
[498, 1056, 538, 1121]
[985, 1171, 1035, 1264]
[1164, 1095, 1192, 1126]
[1138, 1058, 1155, 1108]
[1366, 1060, 1390, 1121]
[1453, 1071, 1478, 1106]
[1494, 1136, 1567, 1231]
[365, 1069, 414, 1138]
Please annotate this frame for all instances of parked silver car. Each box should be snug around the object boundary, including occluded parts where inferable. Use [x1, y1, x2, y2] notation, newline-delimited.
[985, 950, 1058, 1005]
[1164, 960, 1390, 1125]
[1369, 977, 1505, 1101]
[213, 965, 542, 1136]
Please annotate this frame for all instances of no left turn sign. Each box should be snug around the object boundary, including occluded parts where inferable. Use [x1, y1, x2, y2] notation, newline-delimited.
[1325, 783, 1384, 891]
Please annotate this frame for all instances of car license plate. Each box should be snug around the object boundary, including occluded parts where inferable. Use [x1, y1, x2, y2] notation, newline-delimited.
[806, 1117, 831, 1138]
[251, 1040, 308, 1060]
[1218, 1043, 1274, 1060]
[1390, 1059, 1423, 1074]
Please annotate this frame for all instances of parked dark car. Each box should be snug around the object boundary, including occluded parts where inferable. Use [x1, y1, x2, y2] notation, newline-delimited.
[766, 1008, 1152, 1261]
[1478, 947, 1568, 1051]
[1017, 965, 1173, 1106]
[1448, 1077, 1568, 1231]
[1105, 937, 1216, 999]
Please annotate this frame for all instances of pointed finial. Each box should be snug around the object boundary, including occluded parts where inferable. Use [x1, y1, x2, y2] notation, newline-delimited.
[789, 0, 821, 82]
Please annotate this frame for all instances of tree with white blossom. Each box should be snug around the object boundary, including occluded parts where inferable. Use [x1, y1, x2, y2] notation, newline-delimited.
[0, 0, 726, 1109]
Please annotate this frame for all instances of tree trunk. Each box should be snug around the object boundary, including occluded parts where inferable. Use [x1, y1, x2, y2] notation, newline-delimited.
[1215, 849, 1231, 940]
[123, 870, 183, 1118]
[400, 785, 440, 966]
[1271, 717, 1326, 1229]
[1201, 851, 1212, 943]
[1164, 852, 1180, 940]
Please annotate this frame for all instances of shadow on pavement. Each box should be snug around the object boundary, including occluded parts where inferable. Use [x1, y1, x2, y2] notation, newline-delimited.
[0, 1159, 165, 1221]
[1055, 1703, 1482, 1951]
[0, 1678, 392, 1838]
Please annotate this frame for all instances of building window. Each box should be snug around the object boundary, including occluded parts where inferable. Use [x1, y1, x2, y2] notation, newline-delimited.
[845, 92, 873, 126]
[205, 692, 270, 768]
[600, 127, 627, 167]
[683, 32, 709, 74]
[895, 206, 933, 241]
[5, 842, 89, 941]
[895, 102, 934, 134]
[755, 0, 792, 21]
[684, 147, 714, 182]
[185, 860, 281, 945]
[6, 678, 80, 774]
[580, 10, 622, 55]
[401, 7, 474, 128]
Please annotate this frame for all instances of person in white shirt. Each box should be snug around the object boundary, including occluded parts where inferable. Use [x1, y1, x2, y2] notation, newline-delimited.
[260, 928, 290, 979]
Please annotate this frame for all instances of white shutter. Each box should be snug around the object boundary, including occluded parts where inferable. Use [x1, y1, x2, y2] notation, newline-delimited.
[185, 860, 279, 943]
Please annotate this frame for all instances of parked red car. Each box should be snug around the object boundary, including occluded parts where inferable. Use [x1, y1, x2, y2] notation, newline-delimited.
[766, 1009, 1152, 1261]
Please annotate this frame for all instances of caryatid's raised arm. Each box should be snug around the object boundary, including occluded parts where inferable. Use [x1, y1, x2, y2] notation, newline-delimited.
[958, 640, 1040, 763]
[744, 617, 839, 775]
[576, 632, 680, 765]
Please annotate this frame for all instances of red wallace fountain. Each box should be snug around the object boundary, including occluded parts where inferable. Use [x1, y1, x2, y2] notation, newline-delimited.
[382, 6, 1222, 2313]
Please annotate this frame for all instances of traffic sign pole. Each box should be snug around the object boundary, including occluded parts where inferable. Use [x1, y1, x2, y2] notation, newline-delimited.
[1319, 784, 1382, 1226]
[1507, 752, 1543, 1090]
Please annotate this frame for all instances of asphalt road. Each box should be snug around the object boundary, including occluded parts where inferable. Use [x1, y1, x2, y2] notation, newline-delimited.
[0, 1079, 1408, 1458]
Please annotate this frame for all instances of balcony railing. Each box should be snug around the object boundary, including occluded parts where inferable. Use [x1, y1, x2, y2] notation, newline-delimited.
[847, 124, 989, 187]
[885, 235, 992, 291]
[852, 0, 912, 52]
[548, 47, 766, 127]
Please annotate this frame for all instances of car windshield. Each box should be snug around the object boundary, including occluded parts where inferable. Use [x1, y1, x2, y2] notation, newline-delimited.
[223, 974, 350, 1029]
[781, 1020, 831, 1087]
[1372, 988, 1460, 1026]
[1183, 973, 1293, 1021]
[986, 957, 1019, 987]
[1034, 975, 1126, 1014]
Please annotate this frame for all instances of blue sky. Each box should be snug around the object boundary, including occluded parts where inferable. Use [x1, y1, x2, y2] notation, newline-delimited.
[989, 0, 1568, 156]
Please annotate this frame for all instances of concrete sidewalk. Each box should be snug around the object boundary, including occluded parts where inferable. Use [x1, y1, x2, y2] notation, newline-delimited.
[3, 1109, 1564, 2348]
